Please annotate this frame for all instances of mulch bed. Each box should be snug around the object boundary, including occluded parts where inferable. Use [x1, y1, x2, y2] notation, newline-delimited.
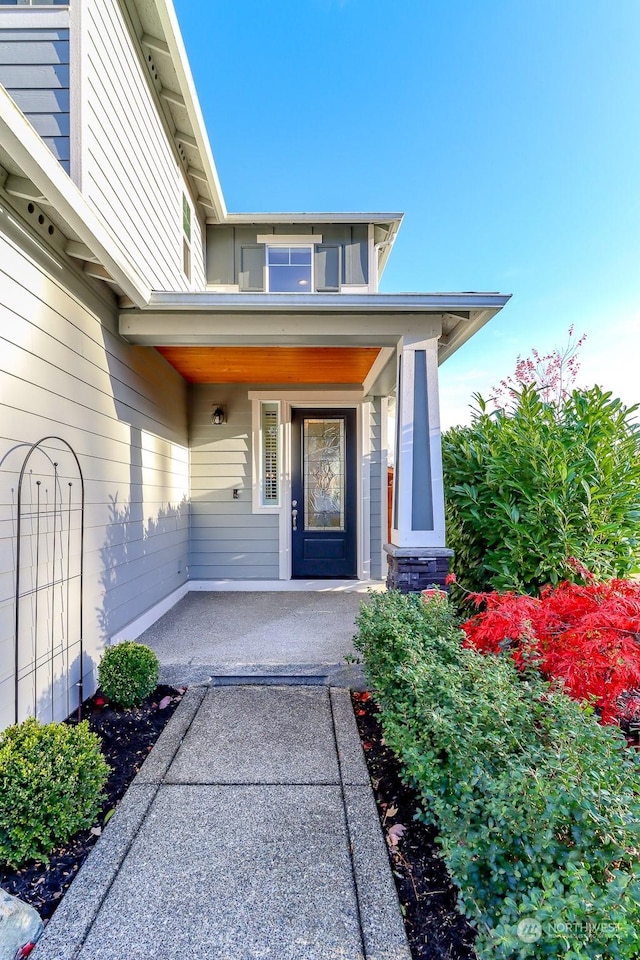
[352, 690, 478, 960]
[0, 685, 183, 921]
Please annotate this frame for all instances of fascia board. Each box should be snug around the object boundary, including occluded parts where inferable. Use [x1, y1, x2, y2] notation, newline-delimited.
[152, 0, 227, 221]
[222, 212, 404, 225]
[0, 88, 151, 306]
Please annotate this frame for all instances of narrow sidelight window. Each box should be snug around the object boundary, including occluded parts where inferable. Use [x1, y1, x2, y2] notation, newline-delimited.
[261, 402, 279, 506]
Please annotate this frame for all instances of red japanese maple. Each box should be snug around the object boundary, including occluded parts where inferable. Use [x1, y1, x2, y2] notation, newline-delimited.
[461, 578, 640, 724]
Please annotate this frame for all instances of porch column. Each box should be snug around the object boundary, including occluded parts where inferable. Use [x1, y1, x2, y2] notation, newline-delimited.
[385, 335, 453, 592]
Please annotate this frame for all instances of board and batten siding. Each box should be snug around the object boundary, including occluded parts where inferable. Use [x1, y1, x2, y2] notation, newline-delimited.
[0, 8, 70, 173]
[206, 224, 369, 291]
[189, 385, 279, 580]
[83, 0, 204, 291]
[0, 213, 189, 731]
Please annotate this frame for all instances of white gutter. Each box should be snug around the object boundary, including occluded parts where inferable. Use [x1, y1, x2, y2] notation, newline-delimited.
[0, 87, 151, 306]
[137, 290, 511, 313]
[223, 212, 404, 225]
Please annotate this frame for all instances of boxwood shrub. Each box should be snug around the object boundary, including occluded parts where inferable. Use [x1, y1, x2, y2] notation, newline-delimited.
[355, 590, 640, 959]
[98, 641, 159, 708]
[0, 717, 109, 868]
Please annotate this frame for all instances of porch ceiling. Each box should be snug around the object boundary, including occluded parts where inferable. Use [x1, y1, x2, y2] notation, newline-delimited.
[156, 346, 381, 384]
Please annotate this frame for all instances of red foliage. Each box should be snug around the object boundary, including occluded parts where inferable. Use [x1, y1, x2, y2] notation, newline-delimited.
[461, 578, 640, 725]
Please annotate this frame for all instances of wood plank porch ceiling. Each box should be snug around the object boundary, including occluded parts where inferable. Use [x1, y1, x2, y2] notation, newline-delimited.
[156, 346, 381, 384]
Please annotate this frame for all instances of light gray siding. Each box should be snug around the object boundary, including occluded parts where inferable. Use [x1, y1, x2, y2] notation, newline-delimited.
[83, 0, 202, 291]
[0, 14, 70, 172]
[189, 385, 279, 579]
[369, 398, 387, 579]
[0, 212, 189, 730]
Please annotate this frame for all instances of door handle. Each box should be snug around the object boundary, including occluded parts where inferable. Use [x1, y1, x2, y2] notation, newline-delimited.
[291, 507, 298, 531]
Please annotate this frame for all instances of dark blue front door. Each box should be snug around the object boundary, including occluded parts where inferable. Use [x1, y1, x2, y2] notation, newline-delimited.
[291, 408, 357, 578]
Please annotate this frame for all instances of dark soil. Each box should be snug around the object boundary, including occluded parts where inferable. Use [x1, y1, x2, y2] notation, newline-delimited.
[352, 690, 478, 960]
[0, 685, 183, 921]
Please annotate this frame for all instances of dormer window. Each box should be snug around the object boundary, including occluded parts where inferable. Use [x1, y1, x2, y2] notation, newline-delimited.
[266, 246, 312, 293]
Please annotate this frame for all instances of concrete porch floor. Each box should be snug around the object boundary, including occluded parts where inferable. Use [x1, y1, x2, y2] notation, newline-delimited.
[136, 590, 374, 687]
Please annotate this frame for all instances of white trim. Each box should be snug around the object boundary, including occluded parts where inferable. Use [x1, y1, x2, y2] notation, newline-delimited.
[257, 234, 323, 245]
[69, 0, 83, 190]
[206, 283, 240, 293]
[362, 347, 395, 396]
[249, 389, 364, 401]
[391, 336, 446, 550]
[279, 401, 292, 579]
[109, 582, 189, 644]
[189, 579, 385, 593]
[368, 222, 378, 293]
[251, 398, 282, 513]
[361, 402, 372, 581]
[265, 242, 314, 294]
[0, 9, 69, 28]
[379, 395, 389, 575]
[225, 212, 403, 225]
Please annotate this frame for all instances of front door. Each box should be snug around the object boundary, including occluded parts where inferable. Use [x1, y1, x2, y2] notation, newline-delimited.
[291, 408, 357, 578]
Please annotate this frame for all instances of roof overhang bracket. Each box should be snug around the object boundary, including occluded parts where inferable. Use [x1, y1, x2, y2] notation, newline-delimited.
[5, 175, 49, 204]
[141, 33, 170, 56]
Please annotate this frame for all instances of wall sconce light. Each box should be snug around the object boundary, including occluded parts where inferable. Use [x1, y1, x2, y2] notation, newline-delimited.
[211, 405, 225, 425]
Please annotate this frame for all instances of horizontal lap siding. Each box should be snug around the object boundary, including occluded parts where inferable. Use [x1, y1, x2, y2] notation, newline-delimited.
[84, 0, 195, 291]
[189, 384, 279, 580]
[0, 224, 189, 730]
[0, 25, 70, 171]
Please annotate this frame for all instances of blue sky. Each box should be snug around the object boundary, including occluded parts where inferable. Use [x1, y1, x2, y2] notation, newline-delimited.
[174, 0, 640, 428]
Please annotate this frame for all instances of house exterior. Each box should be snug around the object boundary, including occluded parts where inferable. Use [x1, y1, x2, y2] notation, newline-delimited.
[0, 0, 509, 729]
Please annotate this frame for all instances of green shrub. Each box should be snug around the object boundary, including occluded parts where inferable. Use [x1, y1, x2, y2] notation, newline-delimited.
[355, 591, 640, 959]
[98, 641, 159, 708]
[442, 385, 640, 595]
[0, 717, 109, 868]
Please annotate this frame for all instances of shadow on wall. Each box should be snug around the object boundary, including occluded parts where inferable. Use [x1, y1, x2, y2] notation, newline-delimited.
[96, 485, 189, 649]
[95, 329, 190, 657]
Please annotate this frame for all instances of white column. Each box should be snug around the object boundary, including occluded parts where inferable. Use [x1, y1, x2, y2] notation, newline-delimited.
[390, 335, 446, 550]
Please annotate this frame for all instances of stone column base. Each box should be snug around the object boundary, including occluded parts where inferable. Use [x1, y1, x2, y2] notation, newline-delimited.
[384, 545, 454, 594]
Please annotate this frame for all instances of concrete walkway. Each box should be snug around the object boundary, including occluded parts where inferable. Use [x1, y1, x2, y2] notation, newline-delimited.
[136, 592, 369, 687]
[34, 684, 410, 960]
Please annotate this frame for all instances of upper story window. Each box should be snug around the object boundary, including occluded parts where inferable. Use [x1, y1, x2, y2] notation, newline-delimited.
[182, 194, 191, 281]
[266, 246, 312, 293]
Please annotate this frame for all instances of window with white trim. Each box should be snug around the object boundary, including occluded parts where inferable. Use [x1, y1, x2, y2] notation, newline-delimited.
[252, 398, 282, 512]
[261, 402, 279, 505]
[266, 246, 312, 293]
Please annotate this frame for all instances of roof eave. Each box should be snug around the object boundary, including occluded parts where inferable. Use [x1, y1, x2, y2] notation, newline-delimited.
[0, 87, 151, 306]
[143, 0, 227, 221]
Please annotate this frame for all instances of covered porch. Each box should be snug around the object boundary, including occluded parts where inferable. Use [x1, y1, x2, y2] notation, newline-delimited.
[119, 291, 509, 590]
